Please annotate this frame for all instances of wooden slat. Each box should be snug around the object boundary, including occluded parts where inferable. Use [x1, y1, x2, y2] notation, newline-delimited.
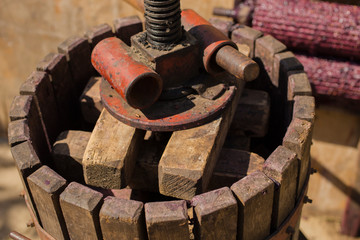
[229, 88, 270, 138]
[113, 16, 143, 46]
[60, 182, 103, 240]
[8, 119, 30, 147]
[208, 149, 264, 190]
[84, 23, 114, 49]
[293, 96, 316, 124]
[27, 166, 68, 240]
[129, 132, 171, 193]
[191, 187, 238, 240]
[79, 76, 103, 125]
[232, 25, 263, 58]
[255, 35, 287, 83]
[83, 109, 146, 189]
[52, 130, 91, 183]
[10, 140, 42, 222]
[100, 196, 146, 240]
[145, 200, 189, 240]
[283, 118, 312, 197]
[9, 95, 50, 161]
[273, 51, 304, 88]
[287, 71, 312, 101]
[37, 52, 76, 129]
[58, 36, 95, 95]
[263, 146, 298, 231]
[158, 77, 244, 200]
[231, 170, 274, 240]
[20, 71, 60, 144]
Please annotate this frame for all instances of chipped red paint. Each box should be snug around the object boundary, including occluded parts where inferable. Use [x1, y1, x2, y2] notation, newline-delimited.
[181, 9, 238, 74]
[91, 37, 162, 109]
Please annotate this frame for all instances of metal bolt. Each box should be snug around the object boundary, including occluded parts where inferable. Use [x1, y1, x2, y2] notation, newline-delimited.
[144, 0, 182, 46]
[304, 196, 313, 204]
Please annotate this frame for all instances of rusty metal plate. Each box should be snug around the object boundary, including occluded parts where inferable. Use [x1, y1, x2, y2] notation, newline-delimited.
[100, 74, 237, 131]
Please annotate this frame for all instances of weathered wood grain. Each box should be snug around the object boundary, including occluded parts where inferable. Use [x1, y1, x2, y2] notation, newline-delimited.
[255, 35, 287, 83]
[52, 130, 91, 183]
[208, 149, 264, 190]
[229, 88, 270, 138]
[100, 196, 146, 240]
[159, 76, 244, 200]
[129, 132, 171, 192]
[145, 200, 189, 240]
[83, 109, 146, 189]
[293, 96, 316, 124]
[9, 95, 50, 161]
[20, 71, 60, 144]
[232, 25, 263, 58]
[273, 51, 304, 88]
[27, 166, 68, 240]
[79, 76, 103, 125]
[58, 36, 95, 95]
[263, 146, 298, 231]
[85, 23, 114, 49]
[8, 119, 30, 147]
[283, 118, 313, 197]
[60, 182, 103, 240]
[10, 140, 42, 222]
[113, 16, 143, 46]
[37, 52, 77, 129]
[191, 187, 237, 240]
[287, 71, 312, 101]
[231, 170, 274, 240]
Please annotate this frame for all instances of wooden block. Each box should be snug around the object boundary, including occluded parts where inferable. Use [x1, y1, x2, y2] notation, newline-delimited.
[191, 187, 238, 240]
[113, 16, 143, 46]
[287, 71, 312, 101]
[283, 118, 312, 197]
[273, 51, 304, 88]
[83, 109, 146, 189]
[236, 43, 251, 57]
[263, 146, 298, 230]
[145, 200, 189, 240]
[223, 134, 250, 151]
[9, 95, 50, 161]
[20, 71, 60, 144]
[209, 149, 264, 190]
[58, 36, 95, 95]
[60, 182, 103, 240]
[159, 77, 244, 200]
[232, 25, 263, 58]
[37, 52, 77, 129]
[129, 132, 171, 193]
[255, 35, 287, 79]
[229, 88, 270, 138]
[85, 23, 114, 49]
[10, 140, 42, 221]
[79, 76, 103, 124]
[100, 196, 146, 240]
[8, 119, 30, 147]
[28, 166, 68, 240]
[293, 96, 316, 124]
[52, 130, 91, 183]
[231, 171, 274, 240]
[209, 17, 234, 37]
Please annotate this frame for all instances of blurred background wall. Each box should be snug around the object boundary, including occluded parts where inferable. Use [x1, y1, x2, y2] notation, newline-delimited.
[0, 0, 233, 136]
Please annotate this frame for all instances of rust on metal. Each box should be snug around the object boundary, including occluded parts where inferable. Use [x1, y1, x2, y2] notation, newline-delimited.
[91, 37, 163, 109]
